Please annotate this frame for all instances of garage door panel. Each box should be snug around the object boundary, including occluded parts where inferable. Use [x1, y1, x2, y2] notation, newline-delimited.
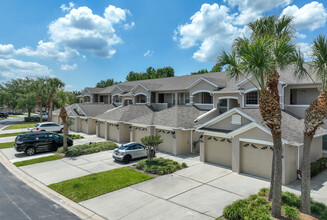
[241, 142, 272, 179]
[108, 124, 118, 142]
[70, 119, 75, 131]
[81, 120, 88, 133]
[134, 127, 147, 144]
[205, 137, 232, 167]
[157, 130, 173, 154]
[98, 123, 105, 138]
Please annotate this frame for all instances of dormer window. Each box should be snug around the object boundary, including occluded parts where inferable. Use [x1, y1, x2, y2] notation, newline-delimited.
[246, 91, 258, 105]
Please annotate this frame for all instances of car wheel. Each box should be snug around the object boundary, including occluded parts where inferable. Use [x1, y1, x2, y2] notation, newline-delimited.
[25, 147, 36, 156]
[123, 155, 132, 164]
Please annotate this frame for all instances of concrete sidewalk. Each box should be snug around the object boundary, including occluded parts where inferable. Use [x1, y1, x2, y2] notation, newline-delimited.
[0, 128, 31, 133]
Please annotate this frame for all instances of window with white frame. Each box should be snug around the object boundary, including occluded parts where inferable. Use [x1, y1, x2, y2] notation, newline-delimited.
[246, 91, 258, 105]
[113, 95, 120, 103]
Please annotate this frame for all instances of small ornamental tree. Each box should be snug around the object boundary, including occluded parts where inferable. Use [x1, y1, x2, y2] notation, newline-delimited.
[141, 135, 163, 162]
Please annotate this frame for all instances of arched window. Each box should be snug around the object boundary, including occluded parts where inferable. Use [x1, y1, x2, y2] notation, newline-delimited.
[135, 94, 147, 103]
[246, 91, 258, 105]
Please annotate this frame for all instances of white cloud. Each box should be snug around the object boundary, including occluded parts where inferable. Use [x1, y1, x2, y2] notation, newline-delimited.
[0, 59, 51, 79]
[60, 63, 77, 71]
[174, 3, 241, 62]
[225, 0, 292, 25]
[124, 22, 135, 30]
[15, 41, 79, 61]
[0, 44, 15, 57]
[281, 1, 327, 31]
[296, 32, 306, 39]
[60, 2, 75, 12]
[297, 42, 312, 60]
[49, 5, 131, 58]
[144, 50, 154, 57]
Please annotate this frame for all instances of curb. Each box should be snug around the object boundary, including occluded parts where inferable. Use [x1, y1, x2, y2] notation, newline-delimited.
[0, 151, 106, 220]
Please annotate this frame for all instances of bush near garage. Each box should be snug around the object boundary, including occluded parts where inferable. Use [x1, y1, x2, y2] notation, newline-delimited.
[59, 134, 84, 140]
[24, 117, 41, 122]
[136, 157, 185, 175]
[222, 188, 327, 220]
[311, 157, 327, 177]
[57, 141, 117, 157]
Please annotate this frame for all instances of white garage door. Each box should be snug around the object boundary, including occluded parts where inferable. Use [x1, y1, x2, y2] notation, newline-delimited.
[108, 124, 118, 142]
[70, 119, 75, 131]
[81, 119, 88, 133]
[157, 129, 174, 154]
[98, 122, 105, 138]
[205, 136, 232, 167]
[240, 142, 273, 179]
[134, 127, 147, 144]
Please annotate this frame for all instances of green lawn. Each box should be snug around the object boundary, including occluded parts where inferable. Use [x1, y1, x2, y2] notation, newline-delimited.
[48, 167, 154, 202]
[3, 122, 37, 130]
[0, 142, 15, 149]
[14, 155, 62, 167]
[0, 132, 26, 138]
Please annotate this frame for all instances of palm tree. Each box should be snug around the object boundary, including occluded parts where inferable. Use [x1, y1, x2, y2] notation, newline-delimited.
[56, 90, 70, 152]
[45, 78, 65, 122]
[294, 35, 327, 213]
[141, 135, 163, 162]
[217, 15, 296, 218]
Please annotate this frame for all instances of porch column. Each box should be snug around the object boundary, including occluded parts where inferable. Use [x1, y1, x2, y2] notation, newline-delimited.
[130, 126, 134, 142]
[232, 138, 240, 173]
[146, 95, 151, 106]
[105, 122, 109, 140]
[132, 96, 136, 105]
[155, 93, 159, 103]
[189, 95, 194, 105]
[200, 136, 205, 162]
[173, 129, 178, 155]
[175, 92, 178, 106]
[96, 121, 99, 137]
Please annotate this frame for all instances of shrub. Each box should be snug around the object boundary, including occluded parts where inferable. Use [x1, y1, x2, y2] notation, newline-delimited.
[136, 157, 184, 175]
[283, 205, 300, 220]
[311, 157, 327, 177]
[57, 141, 117, 157]
[258, 188, 270, 197]
[181, 162, 187, 168]
[321, 209, 327, 220]
[24, 117, 41, 122]
[281, 191, 301, 208]
[67, 134, 84, 139]
[223, 199, 250, 220]
[311, 201, 326, 215]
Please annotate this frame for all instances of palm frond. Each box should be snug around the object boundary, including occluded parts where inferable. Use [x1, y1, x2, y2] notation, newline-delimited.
[217, 50, 242, 80]
[312, 35, 327, 90]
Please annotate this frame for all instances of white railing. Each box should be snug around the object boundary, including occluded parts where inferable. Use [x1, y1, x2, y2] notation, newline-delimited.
[194, 103, 214, 110]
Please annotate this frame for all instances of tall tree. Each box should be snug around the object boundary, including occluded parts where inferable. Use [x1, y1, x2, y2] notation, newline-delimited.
[126, 66, 175, 81]
[96, 78, 118, 88]
[295, 35, 327, 213]
[45, 78, 65, 122]
[16, 93, 36, 117]
[210, 63, 222, 72]
[190, 69, 208, 75]
[56, 90, 70, 152]
[218, 15, 296, 218]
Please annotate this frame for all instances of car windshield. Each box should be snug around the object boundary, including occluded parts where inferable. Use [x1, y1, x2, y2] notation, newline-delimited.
[16, 135, 24, 142]
[118, 145, 128, 150]
[34, 124, 39, 127]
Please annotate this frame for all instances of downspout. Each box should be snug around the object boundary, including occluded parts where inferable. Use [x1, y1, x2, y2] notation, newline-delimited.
[282, 84, 288, 110]
[190, 130, 193, 153]
[297, 144, 302, 180]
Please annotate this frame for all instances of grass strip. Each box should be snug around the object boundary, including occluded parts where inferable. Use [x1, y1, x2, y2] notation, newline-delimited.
[48, 167, 153, 202]
[0, 142, 15, 149]
[14, 155, 62, 167]
[0, 132, 26, 138]
[3, 122, 37, 130]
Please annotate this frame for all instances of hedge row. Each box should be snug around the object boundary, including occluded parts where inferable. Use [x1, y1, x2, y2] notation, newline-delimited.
[57, 141, 117, 157]
[311, 157, 327, 177]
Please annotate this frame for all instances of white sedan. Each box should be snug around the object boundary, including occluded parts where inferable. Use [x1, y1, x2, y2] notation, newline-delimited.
[32, 122, 63, 133]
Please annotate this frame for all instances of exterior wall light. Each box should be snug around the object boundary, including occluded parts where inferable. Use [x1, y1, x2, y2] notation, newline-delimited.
[172, 131, 176, 139]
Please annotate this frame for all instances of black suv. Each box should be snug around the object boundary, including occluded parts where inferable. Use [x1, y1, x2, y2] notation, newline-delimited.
[14, 132, 73, 156]
[0, 112, 8, 118]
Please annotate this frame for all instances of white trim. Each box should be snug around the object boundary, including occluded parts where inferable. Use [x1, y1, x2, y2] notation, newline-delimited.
[187, 77, 218, 89]
[195, 108, 218, 121]
[75, 105, 87, 117]
[112, 85, 123, 93]
[198, 130, 227, 138]
[196, 108, 256, 130]
[218, 96, 239, 100]
[112, 93, 121, 98]
[212, 90, 241, 94]
[191, 90, 213, 96]
[244, 88, 258, 93]
[236, 75, 254, 86]
[131, 83, 149, 92]
[239, 138, 274, 146]
[314, 132, 327, 138]
[286, 104, 310, 108]
[194, 103, 214, 106]
[134, 92, 148, 97]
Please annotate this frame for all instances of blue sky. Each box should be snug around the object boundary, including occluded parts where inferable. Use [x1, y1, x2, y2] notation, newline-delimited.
[0, 0, 326, 91]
